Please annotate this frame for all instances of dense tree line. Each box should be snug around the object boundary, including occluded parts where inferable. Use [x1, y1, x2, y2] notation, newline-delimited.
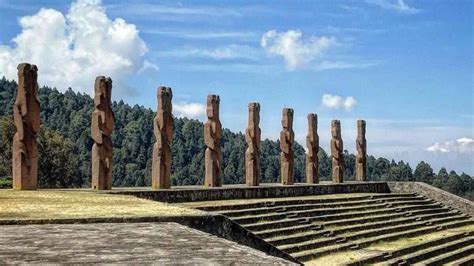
[0, 77, 472, 200]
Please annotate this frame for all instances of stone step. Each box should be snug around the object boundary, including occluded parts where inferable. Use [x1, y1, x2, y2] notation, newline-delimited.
[242, 217, 310, 232]
[446, 254, 474, 266]
[231, 212, 288, 225]
[347, 231, 472, 265]
[385, 199, 435, 207]
[416, 244, 474, 266]
[393, 236, 474, 265]
[277, 236, 342, 254]
[195, 193, 417, 212]
[321, 212, 407, 228]
[355, 219, 474, 248]
[290, 203, 389, 217]
[329, 216, 420, 235]
[311, 208, 400, 222]
[343, 216, 471, 241]
[254, 223, 318, 239]
[291, 242, 356, 262]
[216, 199, 387, 218]
[405, 206, 454, 216]
[266, 229, 329, 246]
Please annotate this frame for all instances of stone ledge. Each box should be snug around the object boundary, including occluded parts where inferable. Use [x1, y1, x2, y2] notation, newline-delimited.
[107, 182, 390, 203]
[0, 214, 300, 264]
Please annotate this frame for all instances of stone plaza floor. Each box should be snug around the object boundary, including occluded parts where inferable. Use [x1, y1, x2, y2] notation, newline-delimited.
[0, 222, 294, 264]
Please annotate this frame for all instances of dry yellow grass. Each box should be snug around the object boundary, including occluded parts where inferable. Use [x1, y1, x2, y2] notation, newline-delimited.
[366, 224, 474, 252]
[0, 189, 201, 220]
[305, 250, 378, 266]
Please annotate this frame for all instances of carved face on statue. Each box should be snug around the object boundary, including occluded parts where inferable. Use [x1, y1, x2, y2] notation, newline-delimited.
[308, 113, 317, 130]
[282, 108, 293, 129]
[207, 95, 220, 119]
[331, 120, 341, 138]
[357, 120, 366, 136]
[94, 76, 112, 109]
[248, 102, 260, 125]
[158, 87, 173, 112]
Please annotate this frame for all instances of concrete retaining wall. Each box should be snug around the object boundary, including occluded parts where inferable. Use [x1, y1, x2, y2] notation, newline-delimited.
[389, 182, 474, 216]
[109, 182, 390, 203]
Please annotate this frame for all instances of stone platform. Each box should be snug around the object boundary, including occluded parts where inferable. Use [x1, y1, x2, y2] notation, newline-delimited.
[107, 181, 390, 203]
[0, 222, 294, 264]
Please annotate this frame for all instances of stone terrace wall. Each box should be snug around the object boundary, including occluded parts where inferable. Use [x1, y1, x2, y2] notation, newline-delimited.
[108, 182, 390, 203]
[389, 182, 473, 216]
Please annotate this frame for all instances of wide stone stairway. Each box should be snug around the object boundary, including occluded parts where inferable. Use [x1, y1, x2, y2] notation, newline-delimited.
[190, 193, 474, 265]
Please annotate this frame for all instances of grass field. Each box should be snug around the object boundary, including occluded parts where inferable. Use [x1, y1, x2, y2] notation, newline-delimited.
[0, 189, 201, 220]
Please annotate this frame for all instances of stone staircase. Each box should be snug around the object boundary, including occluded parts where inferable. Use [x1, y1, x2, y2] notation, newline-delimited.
[193, 193, 474, 264]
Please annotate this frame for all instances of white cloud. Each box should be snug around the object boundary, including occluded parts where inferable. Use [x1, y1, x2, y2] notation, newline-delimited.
[261, 29, 335, 70]
[0, 0, 148, 96]
[321, 94, 357, 111]
[366, 0, 419, 14]
[174, 102, 206, 119]
[157, 45, 259, 60]
[426, 137, 474, 154]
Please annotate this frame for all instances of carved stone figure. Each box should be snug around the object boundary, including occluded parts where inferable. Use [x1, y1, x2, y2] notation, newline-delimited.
[331, 120, 344, 183]
[204, 95, 222, 187]
[12, 63, 40, 190]
[356, 120, 367, 181]
[91, 76, 114, 190]
[152, 87, 173, 189]
[306, 113, 319, 184]
[245, 103, 261, 186]
[280, 108, 295, 185]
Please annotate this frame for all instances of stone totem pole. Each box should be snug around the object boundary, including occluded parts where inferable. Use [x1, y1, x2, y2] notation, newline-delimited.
[12, 63, 40, 190]
[280, 108, 295, 185]
[91, 76, 114, 190]
[152, 87, 173, 189]
[245, 103, 261, 186]
[306, 113, 319, 184]
[356, 120, 367, 181]
[331, 120, 344, 183]
[204, 95, 222, 187]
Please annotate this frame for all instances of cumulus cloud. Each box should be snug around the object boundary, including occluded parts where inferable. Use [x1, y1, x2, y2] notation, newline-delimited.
[426, 138, 474, 154]
[174, 102, 206, 119]
[261, 30, 335, 70]
[0, 0, 149, 96]
[366, 0, 419, 14]
[321, 94, 357, 111]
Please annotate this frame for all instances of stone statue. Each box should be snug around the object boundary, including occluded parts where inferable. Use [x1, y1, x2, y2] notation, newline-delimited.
[306, 113, 319, 184]
[204, 95, 222, 187]
[356, 120, 367, 181]
[331, 120, 344, 183]
[280, 108, 295, 185]
[152, 87, 173, 189]
[245, 103, 261, 186]
[91, 76, 114, 190]
[12, 63, 40, 190]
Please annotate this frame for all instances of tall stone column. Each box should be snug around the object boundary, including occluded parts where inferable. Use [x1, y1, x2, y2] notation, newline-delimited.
[204, 95, 222, 187]
[12, 63, 40, 190]
[331, 120, 344, 183]
[152, 87, 173, 189]
[356, 120, 367, 181]
[91, 76, 114, 190]
[280, 108, 295, 185]
[245, 103, 261, 186]
[306, 113, 319, 184]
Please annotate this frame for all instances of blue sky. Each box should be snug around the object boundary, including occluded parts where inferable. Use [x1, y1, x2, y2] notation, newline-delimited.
[0, 0, 472, 174]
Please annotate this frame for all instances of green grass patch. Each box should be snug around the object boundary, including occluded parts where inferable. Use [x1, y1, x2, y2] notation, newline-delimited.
[0, 189, 201, 220]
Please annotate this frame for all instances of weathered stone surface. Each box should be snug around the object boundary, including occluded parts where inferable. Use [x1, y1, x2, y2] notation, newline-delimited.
[152, 87, 173, 189]
[306, 113, 319, 184]
[331, 120, 344, 183]
[12, 63, 40, 190]
[91, 76, 114, 190]
[356, 120, 367, 181]
[204, 95, 222, 187]
[280, 108, 295, 185]
[245, 102, 261, 186]
[0, 222, 294, 264]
